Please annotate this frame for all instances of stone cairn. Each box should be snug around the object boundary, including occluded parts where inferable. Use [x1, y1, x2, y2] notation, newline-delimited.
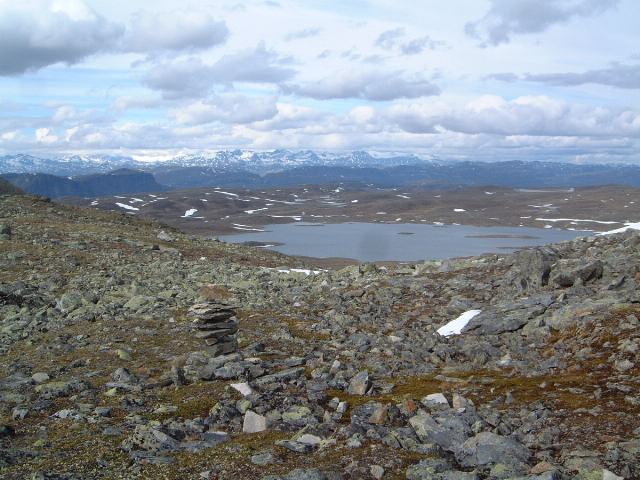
[187, 302, 239, 356]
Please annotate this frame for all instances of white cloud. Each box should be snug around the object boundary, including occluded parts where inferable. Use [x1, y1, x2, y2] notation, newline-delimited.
[172, 93, 278, 125]
[0, 1, 229, 75]
[523, 62, 640, 89]
[123, 10, 228, 53]
[387, 95, 640, 137]
[0, 0, 123, 75]
[283, 70, 440, 101]
[35, 127, 58, 144]
[144, 43, 296, 98]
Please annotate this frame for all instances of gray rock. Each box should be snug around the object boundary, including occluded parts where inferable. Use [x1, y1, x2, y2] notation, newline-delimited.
[506, 248, 557, 292]
[251, 451, 276, 465]
[347, 370, 370, 395]
[157, 231, 174, 242]
[455, 432, 530, 468]
[253, 367, 305, 388]
[243, 410, 267, 433]
[31, 372, 50, 384]
[123, 425, 180, 452]
[35, 379, 88, 399]
[275, 440, 316, 453]
[409, 412, 471, 452]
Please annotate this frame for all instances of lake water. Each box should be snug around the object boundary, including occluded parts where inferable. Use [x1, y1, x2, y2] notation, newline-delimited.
[221, 222, 591, 262]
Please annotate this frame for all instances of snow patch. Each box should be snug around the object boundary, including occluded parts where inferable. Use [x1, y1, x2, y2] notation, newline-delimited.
[245, 208, 268, 214]
[276, 268, 323, 275]
[437, 310, 481, 337]
[534, 218, 619, 225]
[115, 203, 139, 211]
[181, 209, 198, 218]
[598, 222, 640, 235]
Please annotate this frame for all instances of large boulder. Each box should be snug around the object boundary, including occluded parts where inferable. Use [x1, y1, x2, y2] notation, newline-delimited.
[455, 432, 531, 469]
[504, 248, 557, 293]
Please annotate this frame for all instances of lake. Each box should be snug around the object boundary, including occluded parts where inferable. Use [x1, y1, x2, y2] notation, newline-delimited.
[220, 222, 591, 262]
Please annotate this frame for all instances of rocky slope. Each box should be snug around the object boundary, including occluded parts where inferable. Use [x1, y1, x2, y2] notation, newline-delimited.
[0, 194, 638, 479]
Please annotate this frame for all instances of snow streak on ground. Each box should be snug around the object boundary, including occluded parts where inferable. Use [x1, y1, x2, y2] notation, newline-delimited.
[437, 310, 482, 337]
[115, 203, 139, 211]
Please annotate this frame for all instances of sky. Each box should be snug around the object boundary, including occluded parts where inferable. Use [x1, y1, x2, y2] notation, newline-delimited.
[0, 0, 638, 162]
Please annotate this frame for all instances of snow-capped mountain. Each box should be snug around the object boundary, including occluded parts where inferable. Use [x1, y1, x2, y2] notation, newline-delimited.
[0, 150, 431, 176]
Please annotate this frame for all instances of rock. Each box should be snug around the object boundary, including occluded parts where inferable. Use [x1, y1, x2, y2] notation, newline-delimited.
[123, 425, 180, 453]
[157, 231, 174, 242]
[35, 380, 88, 399]
[56, 291, 84, 313]
[243, 410, 267, 433]
[577, 260, 603, 283]
[347, 370, 370, 395]
[282, 406, 315, 427]
[251, 451, 276, 465]
[614, 359, 634, 372]
[529, 461, 556, 475]
[553, 272, 575, 288]
[297, 434, 322, 446]
[602, 469, 624, 480]
[31, 372, 50, 384]
[282, 469, 327, 480]
[507, 248, 557, 292]
[0, 424, 15, 438]
[422, 393, 449, 408]
[116, 349, 132, 361]
[370, 465, 384, 479]
[123, 295, 152, 311]
[231, 382, 253, 396]
[409, 412, 470, 452]
[253, 367, 305, 388]
[188, 302, 239, 356]
[405, 457, 478, 480]
[275, 439, 316, 453]
[455, 432, 531, 468]
[368, 403, 389, 424]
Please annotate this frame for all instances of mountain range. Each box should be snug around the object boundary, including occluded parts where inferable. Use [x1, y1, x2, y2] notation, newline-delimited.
[0, 150, 428, 177]
[4, 150, 640, 197]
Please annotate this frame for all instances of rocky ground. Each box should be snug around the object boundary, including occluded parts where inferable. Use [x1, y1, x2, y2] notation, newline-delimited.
[1, 193, 639, 479]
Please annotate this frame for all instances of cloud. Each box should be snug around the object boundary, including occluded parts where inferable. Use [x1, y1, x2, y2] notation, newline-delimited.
[251, 103, 328, 131]
[0, 1, 229, 76]
[524, 63, 640, 89]
[0, 0, 123, 75]
[171, 94, 278, 125]
[465, 0, 620, 46]
[386, 95, 640, 137]
[144, 44, 296, 98]
[375, 28, 405, 49]
[284, 27, 322, 41]
[375, 27, 443, 55]
[488, 63, 640, 89]
[123, 10, 228, 53]
[399, 36, 444, 55]
[283, 71, 441, 101]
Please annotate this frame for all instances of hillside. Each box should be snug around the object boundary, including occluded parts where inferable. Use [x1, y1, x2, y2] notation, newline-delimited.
[2, 169, 167, 198]
[0, 178, 23, 196]
[0, 195, 638, 479]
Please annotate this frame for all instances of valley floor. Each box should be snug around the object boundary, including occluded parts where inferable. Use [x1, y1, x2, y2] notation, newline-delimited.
[64, 184, 640, 237]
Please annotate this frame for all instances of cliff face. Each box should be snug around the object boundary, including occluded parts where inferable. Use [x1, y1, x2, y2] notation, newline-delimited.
[2, 168, 167, 198]
[0, 194, 638, 479]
